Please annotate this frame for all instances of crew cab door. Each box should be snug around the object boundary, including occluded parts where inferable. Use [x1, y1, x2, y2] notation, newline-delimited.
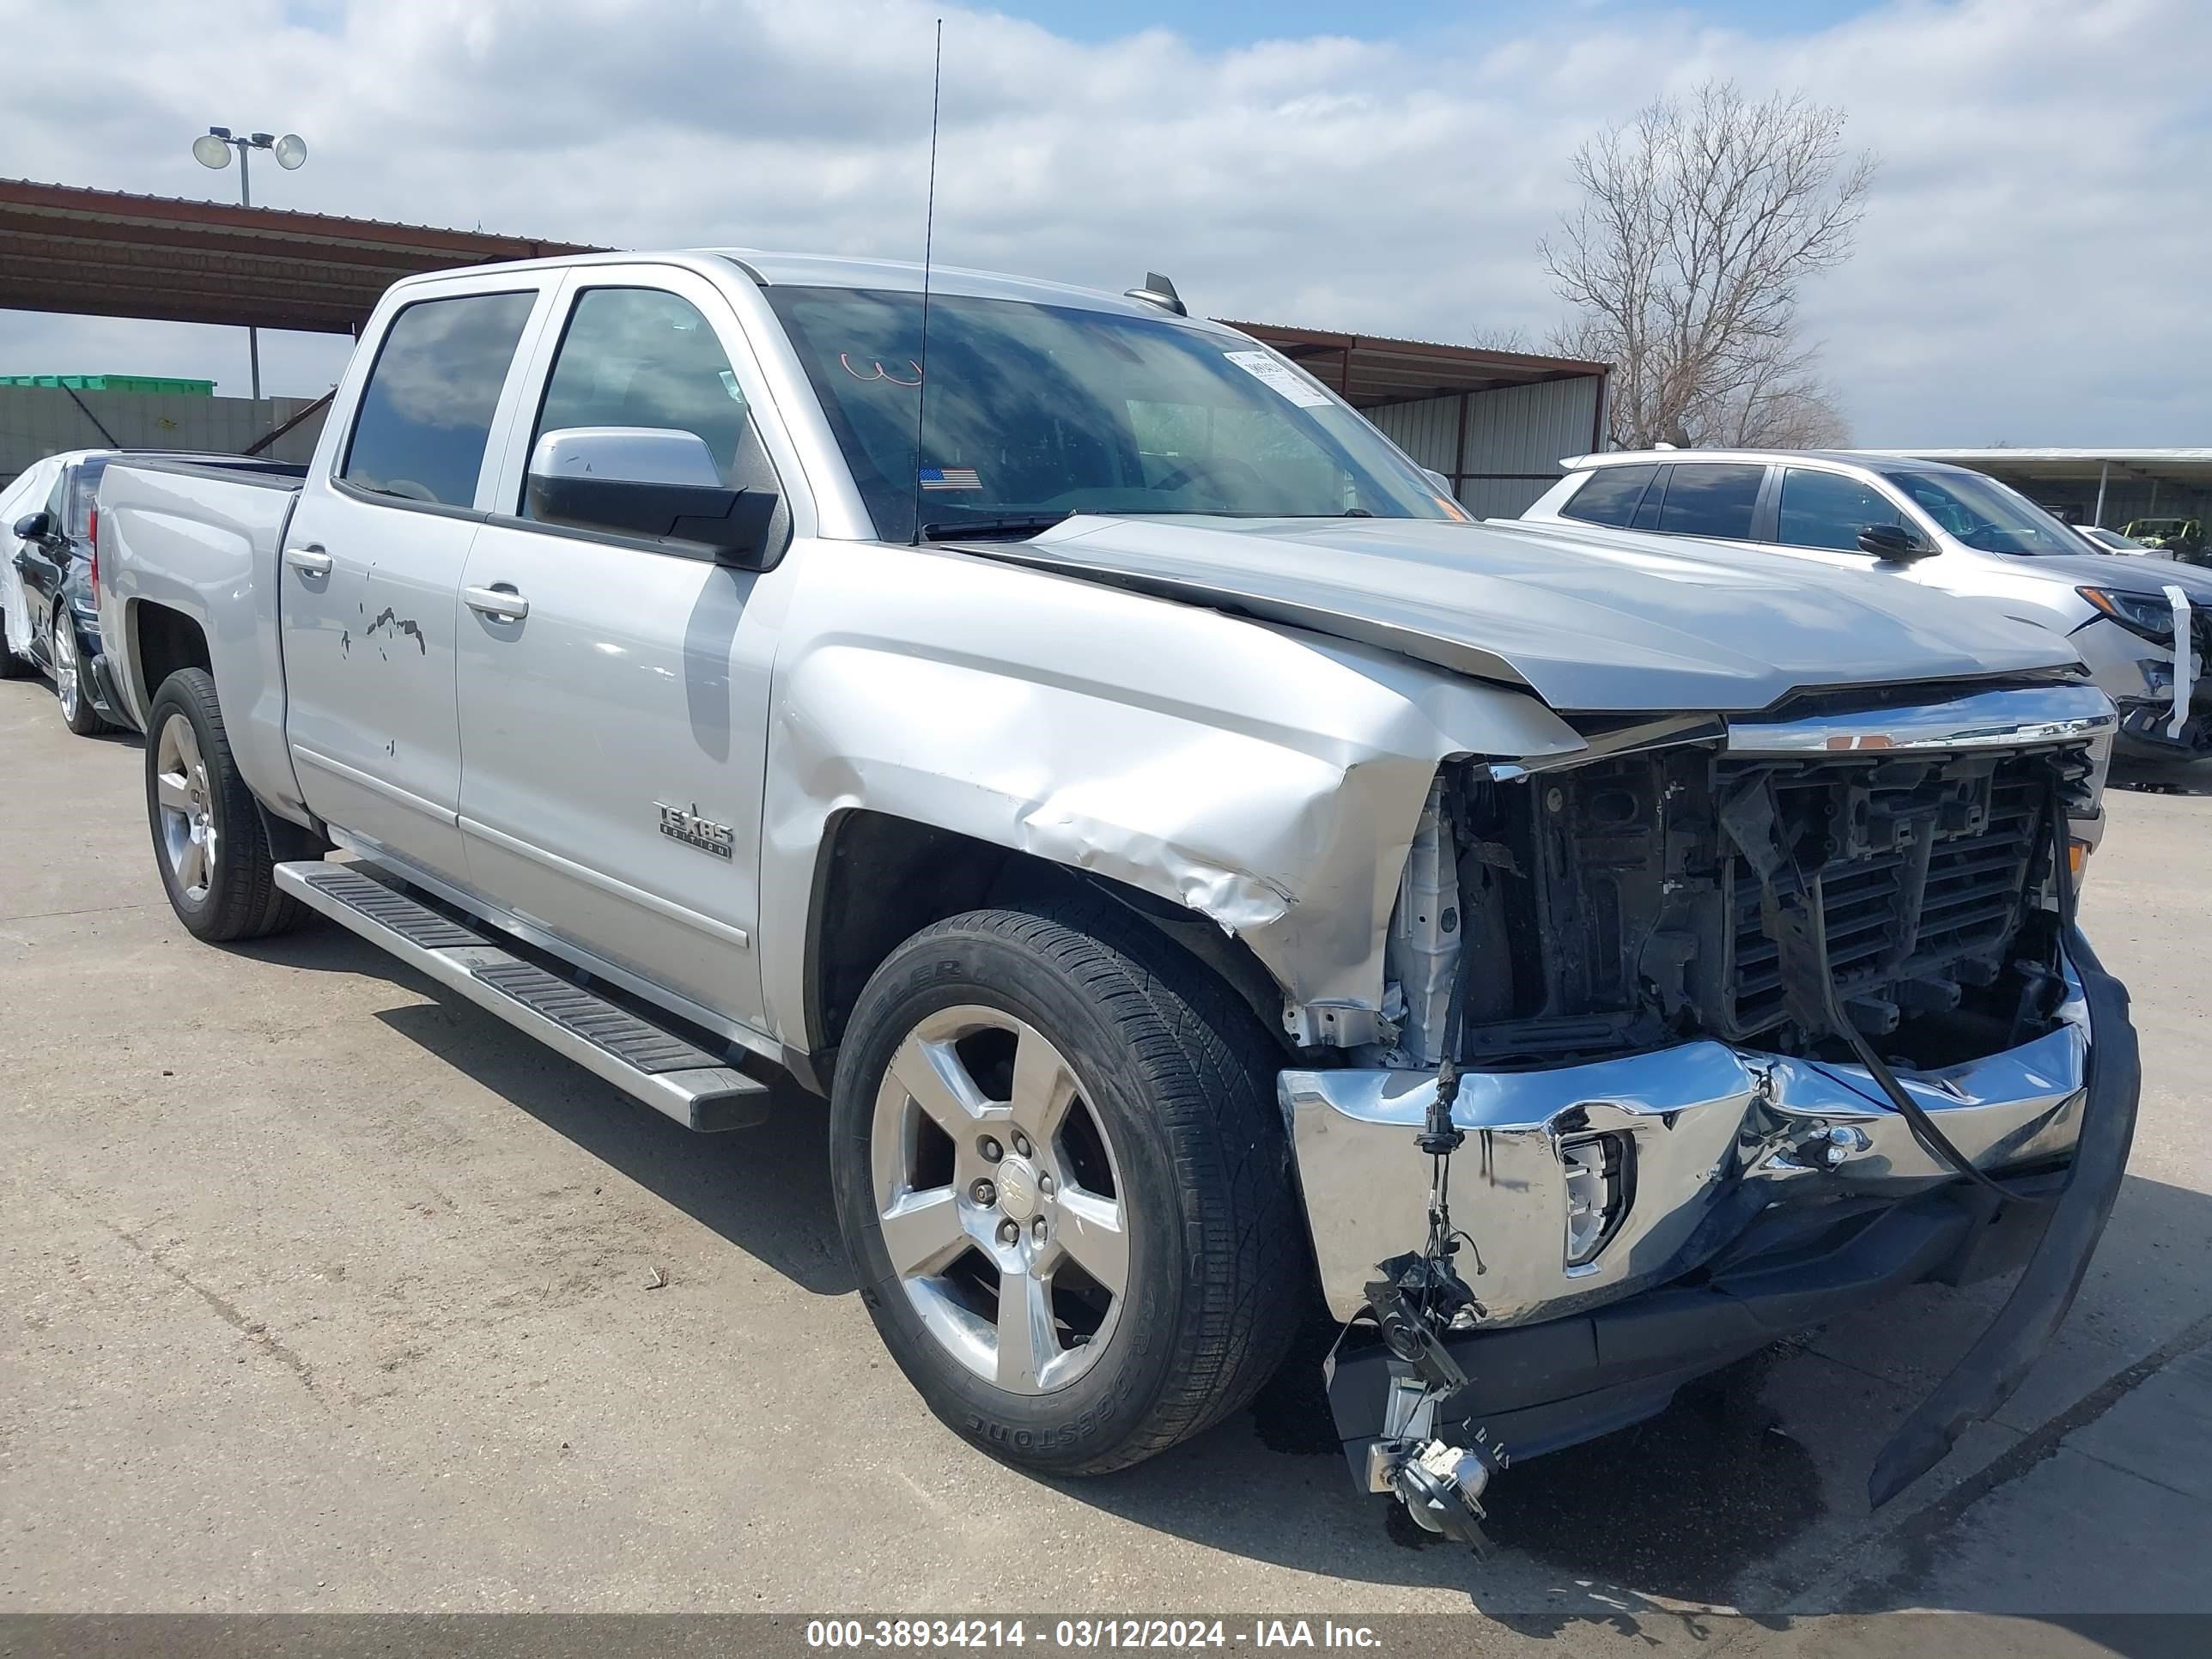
[278, 277, 554, 884]
[453, 266, 796, 1031]
[1755, 465, 2008, 607]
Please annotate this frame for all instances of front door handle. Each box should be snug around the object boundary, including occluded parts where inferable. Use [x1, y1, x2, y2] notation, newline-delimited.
[464, 583, 529, 621]
[284, 544, 333, 577]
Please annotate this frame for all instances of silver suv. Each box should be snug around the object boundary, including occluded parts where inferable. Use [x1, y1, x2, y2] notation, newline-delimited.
[1522, 450, 2209, 763]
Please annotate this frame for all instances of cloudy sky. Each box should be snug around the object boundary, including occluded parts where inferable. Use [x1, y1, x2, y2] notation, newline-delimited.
[3, 0, 2204, 444]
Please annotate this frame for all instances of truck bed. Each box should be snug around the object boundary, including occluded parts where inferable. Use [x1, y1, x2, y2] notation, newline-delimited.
[95, 458, 307, 817]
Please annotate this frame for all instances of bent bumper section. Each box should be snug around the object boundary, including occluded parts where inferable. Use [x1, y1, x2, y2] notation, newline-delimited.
[84, 643, 125, 720]
[1287, 940, 2136, 1486]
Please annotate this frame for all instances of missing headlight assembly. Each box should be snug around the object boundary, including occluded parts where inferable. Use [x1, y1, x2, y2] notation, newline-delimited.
[1327, 691, 2128, 1546]
[1408, 730, 2096, 1075]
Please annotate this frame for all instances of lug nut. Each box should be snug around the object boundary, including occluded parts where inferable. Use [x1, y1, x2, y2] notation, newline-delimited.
[980, 1136, 1003, 1163]
[998, 1219, 1019, 1245]
[1038, 1173, 1054, 1196]
[1031, 1218, 1048, 1244]
[1012, 1133, 1032, 1158]
[972, 1179, 996, 1206]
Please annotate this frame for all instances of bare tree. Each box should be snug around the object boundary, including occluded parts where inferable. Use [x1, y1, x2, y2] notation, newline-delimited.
[1467, 323, 1534, 354]
[1543, 82, 1875, 450]
[1706, 343, 1853, 448]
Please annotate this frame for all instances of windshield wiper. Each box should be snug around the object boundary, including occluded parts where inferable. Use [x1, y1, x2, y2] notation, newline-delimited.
[918, 514, 1071, 543]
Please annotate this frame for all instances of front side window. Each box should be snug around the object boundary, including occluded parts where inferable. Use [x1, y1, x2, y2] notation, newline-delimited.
[1655, 464, 1764, 539]
[1881, 470, 2085, 556]
[526, 289, 758, 509]
[1777, 467, 1905, 551]
[764, 286, 1460, 542]
[342, 291, 537, 508]
[1559, 465, 1658, 527]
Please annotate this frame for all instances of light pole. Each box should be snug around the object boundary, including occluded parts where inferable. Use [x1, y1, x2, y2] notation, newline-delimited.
[191, 126, 307, 401]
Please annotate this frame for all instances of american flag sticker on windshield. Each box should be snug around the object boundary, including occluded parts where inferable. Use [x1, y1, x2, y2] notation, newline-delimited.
[920, 466, 982, 490]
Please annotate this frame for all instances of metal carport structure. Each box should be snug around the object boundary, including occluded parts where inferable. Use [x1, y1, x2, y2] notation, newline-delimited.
[0, 179, 1610, 512]
[1853, 447, 2212, 532]
[0, 178, 596, 333]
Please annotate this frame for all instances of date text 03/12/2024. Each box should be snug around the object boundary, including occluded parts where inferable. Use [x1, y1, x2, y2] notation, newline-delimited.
[805, 1621, 1384, 1650]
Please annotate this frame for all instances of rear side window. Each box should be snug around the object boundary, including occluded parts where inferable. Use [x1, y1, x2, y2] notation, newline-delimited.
[1559, 465, 1658, 527]
[1656, 464, 1764, 539]
[1778, 467, 1905, 550]
[343, 291, 537, 507]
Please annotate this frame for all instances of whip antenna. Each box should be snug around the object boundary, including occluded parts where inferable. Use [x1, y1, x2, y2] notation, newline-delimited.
[908, 17, 944, 546]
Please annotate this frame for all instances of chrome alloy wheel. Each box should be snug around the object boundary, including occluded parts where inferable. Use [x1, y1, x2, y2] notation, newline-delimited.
[52, 612, 80, 723]
[871, 1006, 1128, 1394]
[154, 712, 218, 902]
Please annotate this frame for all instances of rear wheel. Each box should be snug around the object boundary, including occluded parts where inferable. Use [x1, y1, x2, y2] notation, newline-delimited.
[830, 900, 1304, 1475]
[52, 608, 108, 737]
[146, 668, 310, 942]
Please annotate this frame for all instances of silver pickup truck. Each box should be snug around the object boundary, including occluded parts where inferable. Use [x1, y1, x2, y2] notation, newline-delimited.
[95, 250, 2139, 1542]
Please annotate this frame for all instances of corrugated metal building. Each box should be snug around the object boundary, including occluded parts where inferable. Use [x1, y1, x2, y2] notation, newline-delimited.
[1367, 376, 1607, 518]
[0, 383, 326, 489]
[1224, 321, 1607, 518]
[1850, 448, 2212, 532]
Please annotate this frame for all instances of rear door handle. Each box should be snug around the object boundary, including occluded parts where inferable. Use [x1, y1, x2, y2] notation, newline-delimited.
[284, 544, 333, 577]
[464, 584, 529, 621]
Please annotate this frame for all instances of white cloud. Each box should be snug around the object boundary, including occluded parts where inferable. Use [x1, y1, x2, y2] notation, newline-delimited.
[1, 0, 2204, 441]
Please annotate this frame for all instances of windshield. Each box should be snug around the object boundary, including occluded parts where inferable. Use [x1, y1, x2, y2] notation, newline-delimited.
[764, 287, 1462, 542]
[1881, 469, 2086, 556]
[2083, 527, 2145, 550]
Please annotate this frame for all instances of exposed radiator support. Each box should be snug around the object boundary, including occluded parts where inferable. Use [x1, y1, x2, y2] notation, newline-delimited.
[1384, 776, 1462, 1066]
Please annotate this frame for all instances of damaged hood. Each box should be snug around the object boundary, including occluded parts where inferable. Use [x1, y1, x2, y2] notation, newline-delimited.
[2013, 550, 2212, 600]
[963, 514, 2081, 714]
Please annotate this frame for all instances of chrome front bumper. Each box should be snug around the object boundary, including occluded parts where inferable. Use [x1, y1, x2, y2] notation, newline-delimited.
[1284, 953, 2094, 1327]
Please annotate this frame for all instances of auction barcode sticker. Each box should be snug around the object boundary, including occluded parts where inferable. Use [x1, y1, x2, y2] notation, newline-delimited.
[1223, 350, 1333, 407]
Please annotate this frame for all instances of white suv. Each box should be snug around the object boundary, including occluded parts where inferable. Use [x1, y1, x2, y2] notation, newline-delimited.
[1522, 449, 2209, 763]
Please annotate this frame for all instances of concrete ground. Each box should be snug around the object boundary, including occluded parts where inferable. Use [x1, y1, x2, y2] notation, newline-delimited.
[3, 674, 2209, 1650]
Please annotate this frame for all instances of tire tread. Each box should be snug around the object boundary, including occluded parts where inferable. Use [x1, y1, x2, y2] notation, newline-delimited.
[836, 890, 1306, 1475]
[146, 667, 309, 942]
[54, 606, 109, 737]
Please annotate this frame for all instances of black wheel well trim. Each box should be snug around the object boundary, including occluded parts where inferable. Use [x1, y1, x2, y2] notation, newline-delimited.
[799, 808, 1297, 1087]
[127, 599, 214, 721]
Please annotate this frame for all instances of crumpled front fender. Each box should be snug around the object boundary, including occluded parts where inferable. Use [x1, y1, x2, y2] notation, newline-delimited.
[755, 539, 1587, 1047]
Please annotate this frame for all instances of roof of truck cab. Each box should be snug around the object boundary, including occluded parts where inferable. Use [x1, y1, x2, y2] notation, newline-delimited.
[1560, 447, 1968, 476]
[708, 250, 1214, 319]
[384, 246, 1219, 325]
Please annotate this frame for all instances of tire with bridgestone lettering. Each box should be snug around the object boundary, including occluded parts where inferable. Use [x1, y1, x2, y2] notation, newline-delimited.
[830, 895, 1304, 1474]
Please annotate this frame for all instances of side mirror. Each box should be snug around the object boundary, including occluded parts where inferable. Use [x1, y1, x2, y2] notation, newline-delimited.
[1858, 522, 1936, 562]
[13, 511, 53, 543]
[525, 427, 781, 569]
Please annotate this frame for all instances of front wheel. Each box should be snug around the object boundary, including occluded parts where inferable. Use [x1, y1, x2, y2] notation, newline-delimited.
[830, 901, 1305, 1476]
[52, 609, 108, 737]
[145, 667, 309, 942]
